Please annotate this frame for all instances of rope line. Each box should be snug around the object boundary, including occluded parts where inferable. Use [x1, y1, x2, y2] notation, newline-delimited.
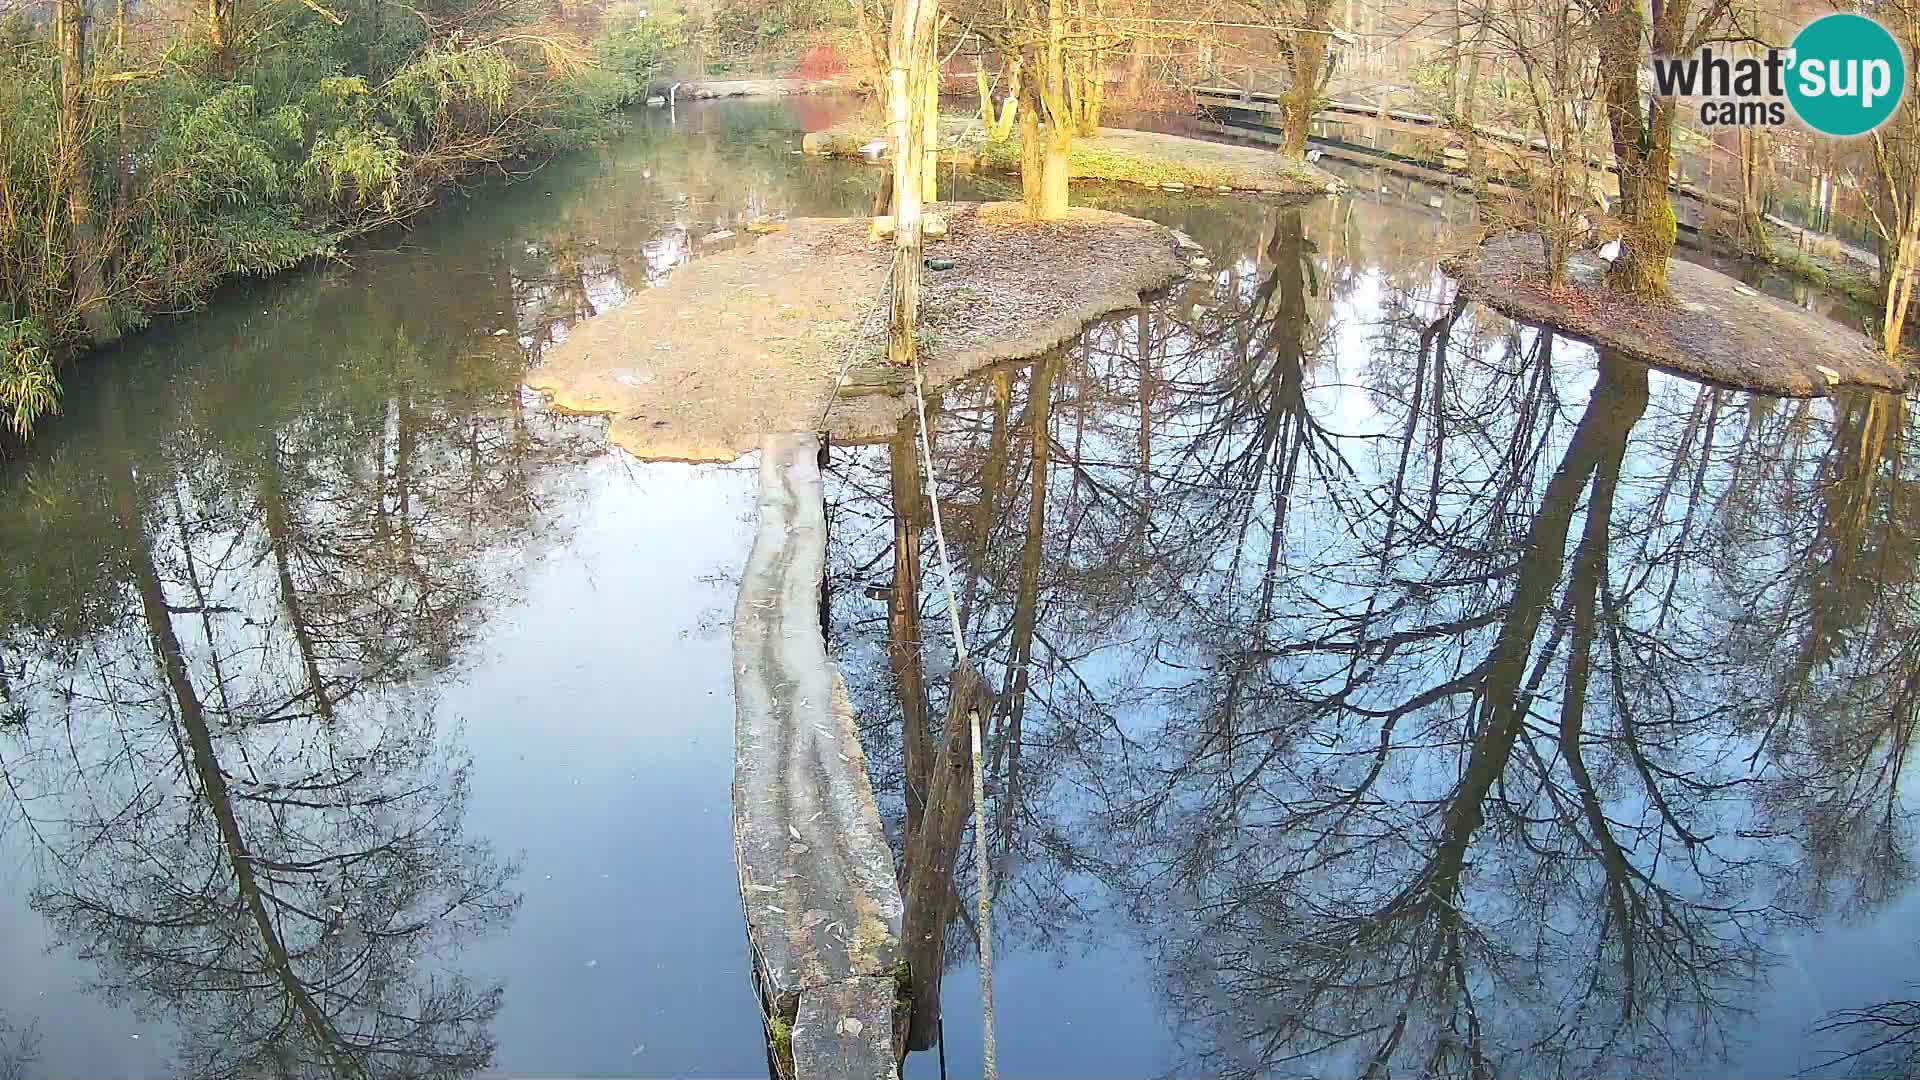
[908, 348, 968, 665]
[907, 348, 996, 1080]
[817, 264, 897, 434]
[817, 191, 996, 1078]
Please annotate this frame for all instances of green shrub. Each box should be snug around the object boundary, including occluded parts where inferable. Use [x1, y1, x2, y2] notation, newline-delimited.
[0, 0, 667, 439]
[594, 9, 689, 96]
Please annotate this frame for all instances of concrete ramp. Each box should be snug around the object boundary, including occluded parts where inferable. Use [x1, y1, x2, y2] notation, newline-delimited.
[733, 433, 903, 1080]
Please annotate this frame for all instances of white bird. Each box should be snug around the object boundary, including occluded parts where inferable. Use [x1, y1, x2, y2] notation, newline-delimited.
[1597, 238, 1622, 264]
[859, 139, 889, 158]
[1305, 148, 1323, 163]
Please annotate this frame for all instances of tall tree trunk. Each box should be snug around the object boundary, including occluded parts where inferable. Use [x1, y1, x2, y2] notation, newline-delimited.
[1069, 10, 1104, 140]
[208, 0, 231, 72]
[1038, 118, 1071, 216]
[260, 440, 333, 723]
[980, 55, 1021, 141]
[1124, 34, 1146, 101]
[1597, 0, 1684, 296]
[1281, 15, 1330, 159]
[57, 0, 112, 342]
[889, 420, 932, 836]
[1882, 198, 1919, 360]
[1024, 0, 1072, 219]
[1737, 129, 1771, 258]
[854, 0, 891, 101]
[1411, 348, 1650, 914]
[1136, 306, 1152, 476]
[921, 20, 940, 203]
[886, 0, 938, 365]
[1455, 2, 1486, 195]
[1874, 123, 1920, 359]
[990, 352, 1055, 821]
[1449, 0, 1464, 117]
[1077, 64, 1104, 136]
[900, 667, 984, 1051]
[113, 0, 131, 203]
[367, 0, 382, 76]
[993, 72, 1020, 140]
[1018, 84, 1048, 217]
[116, 459, 356, 1069]
[957, 371, 1012, 630]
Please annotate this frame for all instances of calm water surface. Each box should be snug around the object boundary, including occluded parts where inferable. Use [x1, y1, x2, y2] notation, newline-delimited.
[0, 96, 1913, 1079]
[824, 178, 1920, 1079]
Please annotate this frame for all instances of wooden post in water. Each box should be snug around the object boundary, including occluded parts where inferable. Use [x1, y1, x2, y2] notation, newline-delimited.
[900, 664, 983, 1050]
[886, 0, 955, 1049]
[887, 0, 937, 367]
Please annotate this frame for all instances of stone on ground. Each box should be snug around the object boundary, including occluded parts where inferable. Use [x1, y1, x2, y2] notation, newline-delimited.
[792, 977, 902, 1080]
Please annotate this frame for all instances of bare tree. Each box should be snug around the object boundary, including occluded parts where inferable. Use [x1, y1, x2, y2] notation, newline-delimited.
[1581, 0, 1737, 296]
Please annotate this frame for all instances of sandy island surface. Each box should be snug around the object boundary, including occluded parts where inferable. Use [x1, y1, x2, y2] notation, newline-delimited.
[524, 202, 1187, 461]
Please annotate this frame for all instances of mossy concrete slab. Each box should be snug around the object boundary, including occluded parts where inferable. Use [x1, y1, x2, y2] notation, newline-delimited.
[791, 976, 903, 1080]
[1444, 230, 1907, 396]
[734, 433, 903, 1072]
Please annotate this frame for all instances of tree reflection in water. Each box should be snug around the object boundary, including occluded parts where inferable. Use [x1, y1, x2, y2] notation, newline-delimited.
[827, 202, 1920, 1079]
[0, 315, 604, 1077]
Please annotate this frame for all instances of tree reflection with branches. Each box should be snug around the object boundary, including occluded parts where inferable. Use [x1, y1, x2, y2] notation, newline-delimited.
[0, 323, 603, 1077]
[827, 198, 1920, 1079]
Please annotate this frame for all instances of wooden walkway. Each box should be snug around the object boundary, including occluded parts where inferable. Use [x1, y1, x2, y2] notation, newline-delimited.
[1192, 86, 1878, 269]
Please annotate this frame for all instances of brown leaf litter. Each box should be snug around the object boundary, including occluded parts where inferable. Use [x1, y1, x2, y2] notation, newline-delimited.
[1442, 230, 1907, 397]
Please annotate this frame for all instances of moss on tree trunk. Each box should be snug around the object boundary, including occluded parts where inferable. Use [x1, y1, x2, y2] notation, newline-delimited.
[1281, 19, 1328, 159]
[1615, 191, 1677, 296]
[1595, 0, 1701, 298]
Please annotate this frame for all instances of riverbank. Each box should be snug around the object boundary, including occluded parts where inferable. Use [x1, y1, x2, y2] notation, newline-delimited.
[1764, 224, 1882, 308]
[1444, 230, 1907, 396]
[524, 201, 1186, 461]
[659, 77, 859, 99]
[803, 117, 1342, 195]
[0, 12, 679, 443]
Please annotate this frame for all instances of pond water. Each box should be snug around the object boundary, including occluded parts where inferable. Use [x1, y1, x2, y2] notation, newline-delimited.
[825, 186, 1920, 1079]
[0, 95, 1912, 1080]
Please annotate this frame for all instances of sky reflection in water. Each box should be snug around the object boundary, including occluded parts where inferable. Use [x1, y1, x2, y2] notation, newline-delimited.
[0, 96, 1912, 1080]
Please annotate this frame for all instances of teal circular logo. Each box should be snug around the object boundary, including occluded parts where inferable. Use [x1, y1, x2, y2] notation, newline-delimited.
[1787, 13, 1906, 136]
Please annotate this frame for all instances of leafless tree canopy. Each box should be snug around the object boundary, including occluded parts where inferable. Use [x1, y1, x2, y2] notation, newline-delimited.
[829, 194, 1920, 1079]
[0, 294, 609, 1077]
